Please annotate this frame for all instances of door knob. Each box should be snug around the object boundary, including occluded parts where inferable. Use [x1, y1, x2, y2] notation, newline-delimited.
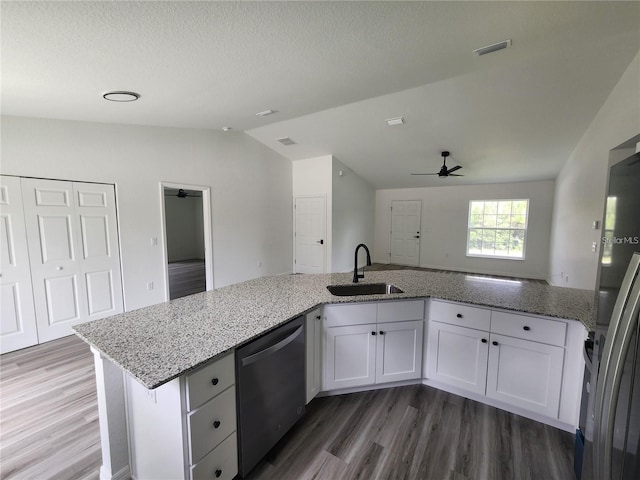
[317, 239, 324, 245]
[56, 266, 63, 271]
[413, 236, 420, 239]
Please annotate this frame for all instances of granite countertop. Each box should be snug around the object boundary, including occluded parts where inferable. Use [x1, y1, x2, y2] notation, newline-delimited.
[73, 270, 595, 390]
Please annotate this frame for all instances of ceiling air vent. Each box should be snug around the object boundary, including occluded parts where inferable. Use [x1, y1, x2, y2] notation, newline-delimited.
[473, 39, 512, 56]
[276, 137, 296, 146]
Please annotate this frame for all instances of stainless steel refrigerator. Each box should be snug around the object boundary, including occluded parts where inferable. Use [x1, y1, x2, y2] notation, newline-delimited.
[582, 150, 640, 480]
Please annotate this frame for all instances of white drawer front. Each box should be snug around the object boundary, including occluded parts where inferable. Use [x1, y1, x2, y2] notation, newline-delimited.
[324, 303, 377, 327]
[186, 353, 235, 411]
[188, 386, 237, 464]
[429, 300, 491, 331]
[190, 432, 238, 480]
[377, 300, 424, 323]
[491, 311, 567, 346]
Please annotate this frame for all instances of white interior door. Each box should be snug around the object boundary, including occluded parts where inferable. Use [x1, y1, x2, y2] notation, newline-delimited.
[390, 200, 421, 266]
[294, 196, 326, 274]
[21, 178, 123, 343]
[0, 176, 39, 353]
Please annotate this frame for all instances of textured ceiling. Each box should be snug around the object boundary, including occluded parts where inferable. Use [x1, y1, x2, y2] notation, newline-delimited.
[2, 1, 639, 188]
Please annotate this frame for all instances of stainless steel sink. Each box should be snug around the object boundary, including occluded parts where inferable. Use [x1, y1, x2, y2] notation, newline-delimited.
[326, 283, 404, 296]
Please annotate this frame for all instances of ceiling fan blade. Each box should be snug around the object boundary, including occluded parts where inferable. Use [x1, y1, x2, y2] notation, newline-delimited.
[411, 173, 439, 175]
[447, 173, 464, 177]
[447, 165, 462, 174]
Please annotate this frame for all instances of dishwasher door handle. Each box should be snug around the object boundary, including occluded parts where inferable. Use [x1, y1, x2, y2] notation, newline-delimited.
[241, 325, 303, 367]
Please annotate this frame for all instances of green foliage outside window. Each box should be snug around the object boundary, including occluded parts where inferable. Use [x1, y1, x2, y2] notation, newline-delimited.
[467, 200, 529, 259]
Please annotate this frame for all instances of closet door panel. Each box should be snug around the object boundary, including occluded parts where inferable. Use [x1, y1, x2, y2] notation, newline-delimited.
[22, 178, 87, 343]
[0, 176, 39, 353]
[73, 182, 123, 321]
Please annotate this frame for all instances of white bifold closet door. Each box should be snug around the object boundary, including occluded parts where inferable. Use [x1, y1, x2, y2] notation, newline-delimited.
[20, 178, 123, 344]
[0, 176, 39, 352]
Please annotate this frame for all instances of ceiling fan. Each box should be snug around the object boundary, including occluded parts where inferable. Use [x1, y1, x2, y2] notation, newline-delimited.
[411, 151, 463, 177]
[164, 188, 202, 198]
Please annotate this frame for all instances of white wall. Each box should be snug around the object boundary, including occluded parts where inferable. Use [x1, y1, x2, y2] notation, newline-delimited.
[164, 195, 204, 262]
[331, 158, 375, 272]
[1, 116, 293, 311]
[549, 51, 640, 289]
[292, 155, 333, 273]
[374, 180, 555, 279]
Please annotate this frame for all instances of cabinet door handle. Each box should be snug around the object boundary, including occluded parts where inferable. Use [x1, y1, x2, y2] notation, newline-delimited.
[215, 469, 222, 478]
[456, 313, 463, 318]
[211, 377, 219, 386]
[492, 341, 498, 346]
[523, 326, 530, 331]
[316, 315, 321, 320]
[481, 338, 487, 343]
[213, 420, 221, 429]
[379, 331, 385, 335]
[371, 331, 377, 336]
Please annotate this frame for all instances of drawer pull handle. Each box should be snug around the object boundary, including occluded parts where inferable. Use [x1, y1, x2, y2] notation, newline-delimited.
[456, 313, 463, 318]
[213, 420, 221, 429]
[215, 469, 222, 478]
[481, 338, 487, 343]
[211, 377, 219, 386]
[492, 341, 499, 346]
[523, 326, 530, 331]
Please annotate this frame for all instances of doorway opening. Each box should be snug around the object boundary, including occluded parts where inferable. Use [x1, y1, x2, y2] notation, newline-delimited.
[161, 183, 213, 300]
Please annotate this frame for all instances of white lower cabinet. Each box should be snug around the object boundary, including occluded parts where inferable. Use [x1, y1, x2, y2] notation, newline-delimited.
[323, 300, 425, 391]
[126, 352, 238, 480]
[425, 299, 581, 427]
[426, 321, 489, 395]
[324, 323, 377, 390]
[305, 308, 322, 403]
[486, 333, 564, 418]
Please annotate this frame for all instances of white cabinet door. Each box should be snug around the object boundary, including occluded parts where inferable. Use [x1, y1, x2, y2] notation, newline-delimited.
[305, 308, 322, 403]
[0, 176, 39, 353]
[21, 178, 123, 342]
[324, 323, 376, 391]
[426, 321, 489, 395]
[486, 333, 564, 418]
[376, 320, 423, 383]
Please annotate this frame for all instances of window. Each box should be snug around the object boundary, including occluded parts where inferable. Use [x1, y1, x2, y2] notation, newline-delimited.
[467, 199, 529, 259]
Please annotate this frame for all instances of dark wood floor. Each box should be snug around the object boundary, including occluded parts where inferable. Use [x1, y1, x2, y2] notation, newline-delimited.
[169, 258, 206, 299]
[0, 335, 100, 480]
[1, 335, 574, 480]
[246, 385, 576, 480]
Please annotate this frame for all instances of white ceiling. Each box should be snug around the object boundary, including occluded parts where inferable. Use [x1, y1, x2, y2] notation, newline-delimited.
[2, 1, 639, 188]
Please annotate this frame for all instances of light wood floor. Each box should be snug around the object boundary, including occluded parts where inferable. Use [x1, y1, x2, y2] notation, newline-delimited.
[0, 335, 100, 480]
[1, 336, 574, 480]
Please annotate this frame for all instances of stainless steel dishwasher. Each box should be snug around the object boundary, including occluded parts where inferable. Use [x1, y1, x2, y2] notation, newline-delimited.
[236, 315, 306, 477]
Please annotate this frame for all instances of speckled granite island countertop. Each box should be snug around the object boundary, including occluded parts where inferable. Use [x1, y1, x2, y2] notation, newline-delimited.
[73, 270, 594, 389]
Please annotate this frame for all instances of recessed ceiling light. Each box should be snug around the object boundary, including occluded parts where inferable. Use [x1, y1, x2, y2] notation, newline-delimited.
[256, 109, 278, 117]
[276, 137, 296, 146]
[473, 39, 512, 56]
[103, 91, 140, 102]
[385, 117, 405, 126]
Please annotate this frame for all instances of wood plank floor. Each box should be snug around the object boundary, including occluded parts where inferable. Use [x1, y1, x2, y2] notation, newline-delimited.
[0, 335, 100, 480]
[1, 336, 575, 480]
[245, 385, 576, 480]
[168, 259, 206, 300]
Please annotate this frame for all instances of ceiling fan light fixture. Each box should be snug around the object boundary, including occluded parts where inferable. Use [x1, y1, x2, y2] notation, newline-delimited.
[103, 91, 140, 102]
[473, 39, 512, 56]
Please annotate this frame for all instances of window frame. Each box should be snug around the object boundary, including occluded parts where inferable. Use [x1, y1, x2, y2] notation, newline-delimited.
[466, 199, 530, 261]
